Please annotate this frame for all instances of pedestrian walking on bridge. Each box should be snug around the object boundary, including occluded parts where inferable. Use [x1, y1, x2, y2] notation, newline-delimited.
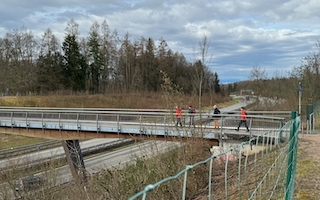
[213, 105, 220, 128]
[236, 107, 249, 132]
[175, 105, 183, 127]
[188, 105, 195, 127]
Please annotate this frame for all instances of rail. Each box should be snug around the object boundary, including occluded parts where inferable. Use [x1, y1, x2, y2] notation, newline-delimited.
[0, 140, 61, 158]
[0, 109, 287, 140]
[0, 106, 292, 114]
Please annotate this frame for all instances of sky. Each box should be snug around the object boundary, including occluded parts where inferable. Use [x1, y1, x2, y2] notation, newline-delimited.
[1, 0, 320, 83]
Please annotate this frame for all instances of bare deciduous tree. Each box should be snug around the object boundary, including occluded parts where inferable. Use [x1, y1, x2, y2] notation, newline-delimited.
[248, 65, 267, 95]
[192, 35, 212, 131]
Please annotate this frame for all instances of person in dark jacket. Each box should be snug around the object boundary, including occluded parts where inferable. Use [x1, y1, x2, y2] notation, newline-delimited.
[213, 105, 220, 128]
[188, 105, 195, 127]
[236, 107, 249, 132]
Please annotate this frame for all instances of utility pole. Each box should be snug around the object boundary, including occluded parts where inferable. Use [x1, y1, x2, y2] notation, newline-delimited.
[299, 82, 302, 115]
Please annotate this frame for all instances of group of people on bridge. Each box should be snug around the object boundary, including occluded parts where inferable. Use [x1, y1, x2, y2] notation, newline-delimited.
[175, 105, 250, 132]
[175, 105, 195, 127]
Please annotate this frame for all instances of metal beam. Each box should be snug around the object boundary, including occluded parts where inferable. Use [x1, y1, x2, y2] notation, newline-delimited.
[0, 125, 220, 143]
[0, 126, 219, 145]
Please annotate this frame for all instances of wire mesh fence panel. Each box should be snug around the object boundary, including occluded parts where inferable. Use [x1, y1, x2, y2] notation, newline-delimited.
[98, 114, 118, 122]
[129, 112, 300, 200]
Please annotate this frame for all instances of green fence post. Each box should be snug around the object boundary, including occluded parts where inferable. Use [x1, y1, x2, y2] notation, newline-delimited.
[290, 114, 300, 199]
[285, 111, 296, 200]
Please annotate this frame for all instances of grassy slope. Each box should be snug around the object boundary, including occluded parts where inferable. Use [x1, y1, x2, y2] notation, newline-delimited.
[0, 134, 49, 150]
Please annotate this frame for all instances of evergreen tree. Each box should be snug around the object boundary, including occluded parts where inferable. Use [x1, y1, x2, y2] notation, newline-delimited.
[228, 84, 232, 92]
[0, 21, 226, 96]
[233, 83, 238, 92]
[214, 72, 220, 93]
[62, 20, 87, 91]
[145, 37, 158, 91]
[88, 22, 103, 93]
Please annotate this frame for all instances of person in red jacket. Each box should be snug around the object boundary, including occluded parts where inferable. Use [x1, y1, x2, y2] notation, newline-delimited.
[175, 105, 183, 127]
[235, 107, 249, 132]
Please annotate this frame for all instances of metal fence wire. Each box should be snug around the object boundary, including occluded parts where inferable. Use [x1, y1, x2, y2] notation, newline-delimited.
[129, 112, 300, 200]
[313, 99, 320, 117]
[303, 99, 319, 132]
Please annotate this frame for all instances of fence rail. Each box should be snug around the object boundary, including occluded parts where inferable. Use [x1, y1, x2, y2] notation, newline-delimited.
[129, 111, 300, 200]
[0, 106, 292, 114]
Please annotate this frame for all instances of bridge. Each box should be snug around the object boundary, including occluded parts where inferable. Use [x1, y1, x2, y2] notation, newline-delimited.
[0, 103, 291, 183]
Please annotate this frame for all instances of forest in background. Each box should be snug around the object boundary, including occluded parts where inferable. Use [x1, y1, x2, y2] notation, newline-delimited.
[229, 40, 320, 106]
[0, 19, 221, 97]
[1, 17, 320, 108]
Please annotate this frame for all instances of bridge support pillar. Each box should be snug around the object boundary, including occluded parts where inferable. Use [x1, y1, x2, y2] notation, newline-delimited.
[62, 140, 86, 182]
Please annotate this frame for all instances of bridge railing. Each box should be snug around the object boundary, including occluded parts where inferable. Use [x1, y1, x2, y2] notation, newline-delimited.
[0, 106, 292, 115]
[129, 112, 300, 200]
[0, 108, 287, 139]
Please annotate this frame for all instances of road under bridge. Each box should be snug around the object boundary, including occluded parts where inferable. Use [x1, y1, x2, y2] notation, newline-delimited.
[0, 100, 290, 183]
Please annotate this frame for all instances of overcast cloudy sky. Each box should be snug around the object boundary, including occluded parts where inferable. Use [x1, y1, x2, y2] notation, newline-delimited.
[1, 0, 319, 83]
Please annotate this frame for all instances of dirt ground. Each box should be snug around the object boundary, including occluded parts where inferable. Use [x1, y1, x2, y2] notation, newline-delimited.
[190, 132, 320, 200]
[294, 133, 320, 199]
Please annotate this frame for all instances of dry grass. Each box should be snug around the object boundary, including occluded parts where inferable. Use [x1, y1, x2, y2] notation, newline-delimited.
[250, 97, 297, 111]
[0, 136, 289, 200]
[202, 99, 237, 110]
[30, 136, 287, 200]
[0, 92, 230, 109]
[0, 137, 212, 200]
[34, 137, 213, 200]
[294, 135, 320, 199]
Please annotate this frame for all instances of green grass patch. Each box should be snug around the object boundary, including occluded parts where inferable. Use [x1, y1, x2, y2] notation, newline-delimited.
[0, 133, 49, 150]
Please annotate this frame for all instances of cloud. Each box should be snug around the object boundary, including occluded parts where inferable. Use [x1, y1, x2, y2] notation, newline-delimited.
[0, 0, 319, 83]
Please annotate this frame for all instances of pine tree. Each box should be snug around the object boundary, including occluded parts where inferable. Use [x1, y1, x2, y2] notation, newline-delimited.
[214, 72, 220, 93]
[62, 20, 87, 91]
[145, 37, 158, 91]
[88, 22, 103, 93]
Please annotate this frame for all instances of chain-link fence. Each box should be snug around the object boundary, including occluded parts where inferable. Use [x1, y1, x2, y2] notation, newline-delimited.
[302, 99, 320, 132]
[129, 112, 300, 200]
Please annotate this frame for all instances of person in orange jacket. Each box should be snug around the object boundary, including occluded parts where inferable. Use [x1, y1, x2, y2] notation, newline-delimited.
[175, 105, 183, 127]
[235, 107, 249, 132]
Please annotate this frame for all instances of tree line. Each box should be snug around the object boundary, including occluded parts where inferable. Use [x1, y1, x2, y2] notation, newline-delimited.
[0, 19, 220, 96]
[236, 40, 320, 103]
